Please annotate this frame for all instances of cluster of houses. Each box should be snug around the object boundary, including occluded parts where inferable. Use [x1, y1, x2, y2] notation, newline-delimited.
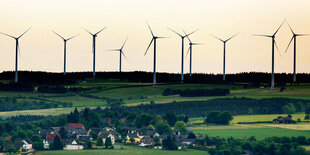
[1, 123, 199, 152]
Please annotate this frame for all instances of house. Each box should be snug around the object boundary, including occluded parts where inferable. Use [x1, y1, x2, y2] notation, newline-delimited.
[138, 130, 159, 138]
[63, 139, 84, 150]
[139, 136, 155, 147]
[242, 150, 253, 155]
[43, 139, 51, 149]
[22, 139, 33, 150]
[122, 126, 137, 133]
[2, 142, 23, 152]
[99, 133, 115, 144]
[38, 128, 53, 138]
[126, 132, 140, 143]
[273, 117, 296, 124]
[177, 139, 197, 149]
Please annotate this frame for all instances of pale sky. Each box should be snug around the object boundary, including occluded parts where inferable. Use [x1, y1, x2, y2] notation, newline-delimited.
[0, 0, 310, 74]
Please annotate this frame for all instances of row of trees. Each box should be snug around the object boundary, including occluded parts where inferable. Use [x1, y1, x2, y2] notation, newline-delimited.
[125, 97, 310, 117]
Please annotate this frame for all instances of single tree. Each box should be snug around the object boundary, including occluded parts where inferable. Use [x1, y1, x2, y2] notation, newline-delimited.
[105, 137, 112, 148]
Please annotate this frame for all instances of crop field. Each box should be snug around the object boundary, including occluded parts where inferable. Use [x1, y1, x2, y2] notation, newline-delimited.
[37, 145, 208, 155]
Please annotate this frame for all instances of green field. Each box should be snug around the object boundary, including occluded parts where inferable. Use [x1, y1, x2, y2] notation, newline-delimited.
[37, 146, 208, 155]
[189, 114, 308, 124]
[193, 127, 310, 140]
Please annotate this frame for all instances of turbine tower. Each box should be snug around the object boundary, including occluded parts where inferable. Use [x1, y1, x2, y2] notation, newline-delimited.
[84, 27, 107, 78]
[211, 33, 238, 81]
[168, 28, 199, 83]
[144, 21, 166, 87]
[254, 20, 285, 89]
[53, 31, 79, 75]
[184, 30, 202, 76]
[0, 27, 31, 83]
[107, 37, 128, 72]
[285, 21, 309, 83]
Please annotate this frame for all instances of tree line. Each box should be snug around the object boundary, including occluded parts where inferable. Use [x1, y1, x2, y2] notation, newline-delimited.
[1, 71, 310, 85]
[124, 97, 310, 117]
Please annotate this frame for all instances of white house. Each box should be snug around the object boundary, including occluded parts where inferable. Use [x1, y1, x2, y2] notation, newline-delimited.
[43, 139, 50, 149]
[64, 140, 84, 150]
[22, 140, 32, 150]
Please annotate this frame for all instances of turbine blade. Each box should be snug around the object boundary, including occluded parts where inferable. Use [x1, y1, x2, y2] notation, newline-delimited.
[106, 49, 121, 51]
[67, 34, 79, 41]
[274, 40, 281, 56]
[286, 21, 295, 35]
[121, 50, 129, 62]
[273, 19, 286, 36]
[185, 29, 199, 37]
[168, 28, 182, 37]
[83, 28, 94, 35]
[146, 20, 155, 37]
[144, 39, 154, 56]
[18, 27, 32, 38]
[226, 33, 239, 42]
[296, 34, 309, 36]
[192, 43, 204, 45]
[121, 37, 128, 50]
[285, 37, 294, 53]
[183, 30, 192, 43]
[95, 27, 107, 35]
[0, 32, 16, 38]
[185, 46, 190, 58]
[210, 34, 224, 42]
[253, 34, 273, 37]
[53, 31, 65, 40]
[157, 37, 169, 39]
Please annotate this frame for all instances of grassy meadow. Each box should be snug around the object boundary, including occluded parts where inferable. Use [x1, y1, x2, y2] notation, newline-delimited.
[37, 145, 208, 155]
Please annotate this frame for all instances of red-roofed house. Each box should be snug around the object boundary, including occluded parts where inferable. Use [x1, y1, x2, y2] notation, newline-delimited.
[67, 123, 85, 129]
[5, 136, 12, 140]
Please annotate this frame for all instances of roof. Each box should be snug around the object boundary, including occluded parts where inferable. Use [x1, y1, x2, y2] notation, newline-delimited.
[128, 133, 139, 138]
[23, 139, 32, 144]
[100, 133, 114, 138]
[67, 123, 85, 129]
[140, 136, 154, 144]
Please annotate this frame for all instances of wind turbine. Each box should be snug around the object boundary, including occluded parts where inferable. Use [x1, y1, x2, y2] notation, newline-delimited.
[184, 30, 203, 76]
[84, 27, 107, 78]
[0, 27, 31, 83]
[168, 28, 199, 83]
[53, 31, 79, 75]
[144, 21, 166, 87]
[211, 33, 238, 81]
[253, 20, 285, 89]
[284, 21, 308, 83]
[107, 37, 128, 72]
